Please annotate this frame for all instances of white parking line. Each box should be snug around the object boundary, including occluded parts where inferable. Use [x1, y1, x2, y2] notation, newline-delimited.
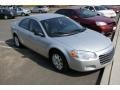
[0, 40, 19, 49]
[0, 41, 5, 43]
[0, 45, 12, 49]
[0, 45, 20, 49]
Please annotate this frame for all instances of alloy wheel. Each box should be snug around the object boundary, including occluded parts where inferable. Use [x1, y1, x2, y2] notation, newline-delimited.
[52, 54, 63, 70]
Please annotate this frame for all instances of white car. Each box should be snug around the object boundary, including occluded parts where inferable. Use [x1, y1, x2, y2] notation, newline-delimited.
[15, 7, 31, 16]
[84, 5, 117, 18]
[31, 6, 49, 13]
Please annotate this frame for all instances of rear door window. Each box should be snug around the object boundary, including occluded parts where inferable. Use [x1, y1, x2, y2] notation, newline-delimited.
[65, 10, 76, 17]
[56, 9, 76, 17]
[19, 18, 30, 30]
[56, 9, 66, 15]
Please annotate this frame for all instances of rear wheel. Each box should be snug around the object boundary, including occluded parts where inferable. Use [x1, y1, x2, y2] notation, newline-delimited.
[50, 50, 69, 72]
[4, 15, 8, 20]
[13, 35, 22, 48]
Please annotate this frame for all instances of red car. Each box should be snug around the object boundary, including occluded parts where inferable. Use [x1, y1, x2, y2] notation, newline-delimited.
[55, 8, 116, 36]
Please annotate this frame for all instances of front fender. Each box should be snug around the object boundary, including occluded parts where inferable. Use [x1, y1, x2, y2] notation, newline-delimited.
[48, 44, 72, 65]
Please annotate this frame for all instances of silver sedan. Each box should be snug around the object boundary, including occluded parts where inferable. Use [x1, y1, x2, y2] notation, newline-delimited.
[11, 13, 114, 72]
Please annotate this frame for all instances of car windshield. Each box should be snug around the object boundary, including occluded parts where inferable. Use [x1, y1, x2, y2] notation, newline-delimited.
[78, 9, 98, 18]
[41, 17, 86, 37]
[95, 6, 107, 11]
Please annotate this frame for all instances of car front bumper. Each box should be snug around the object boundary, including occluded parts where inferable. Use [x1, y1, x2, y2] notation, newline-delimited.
[67, 45, 114, 72]
[97, 24, 116, 35]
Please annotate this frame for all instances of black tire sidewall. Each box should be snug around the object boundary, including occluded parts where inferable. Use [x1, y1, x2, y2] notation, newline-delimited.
[13, 35, 21, 48]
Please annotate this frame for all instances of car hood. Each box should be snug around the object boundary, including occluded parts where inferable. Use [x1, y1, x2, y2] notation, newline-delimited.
[97, 10, 115, 14]
[53, 30, 112, 52]
[86, 16, 114, 23]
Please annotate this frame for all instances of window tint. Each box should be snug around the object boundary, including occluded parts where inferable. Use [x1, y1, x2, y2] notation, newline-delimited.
[18, 8, 22, 11]
[41, 17, 85, 37]
[78, 9, 97, 18]
[84, 6, 89, 9]
[89, 7, 94, 10]
[3, 9, 9, 13]
[55, 9, 66, 15]
[30, 19, 43, 34]
[3, 9, 6, 12]
[56, 9, 76, 17]
[19, 18, 30, 30]
[0, 9, 6, 13]
[94, 6, 107, 11]
[65, 10, 76, 17]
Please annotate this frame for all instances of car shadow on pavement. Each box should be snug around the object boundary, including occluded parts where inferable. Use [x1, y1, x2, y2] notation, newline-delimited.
[5, 39, 101, 78]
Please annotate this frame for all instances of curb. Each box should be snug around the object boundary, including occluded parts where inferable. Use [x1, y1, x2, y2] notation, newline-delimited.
[100, 16, 120, 85]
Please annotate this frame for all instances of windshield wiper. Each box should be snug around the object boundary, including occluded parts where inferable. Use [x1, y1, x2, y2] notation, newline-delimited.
[50, 32, 70, 36]
[70, 28, 86, 34]
[50, 28, 86, 37]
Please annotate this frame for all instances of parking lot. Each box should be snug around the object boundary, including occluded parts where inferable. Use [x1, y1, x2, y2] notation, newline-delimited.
[0, 6, 119, 85]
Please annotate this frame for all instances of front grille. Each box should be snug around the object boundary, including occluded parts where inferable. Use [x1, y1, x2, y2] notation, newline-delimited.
[99, 48, 114, 65]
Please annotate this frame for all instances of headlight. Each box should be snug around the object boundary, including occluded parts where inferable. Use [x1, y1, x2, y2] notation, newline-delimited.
[96, 22, 107, 26]
[70, 50, 97, 60]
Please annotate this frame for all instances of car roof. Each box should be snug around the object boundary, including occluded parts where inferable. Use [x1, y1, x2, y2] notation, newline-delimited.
[29, 13, 64, 21]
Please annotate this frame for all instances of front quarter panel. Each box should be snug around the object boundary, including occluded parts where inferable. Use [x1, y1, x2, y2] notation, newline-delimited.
[48, 41, 74, 65]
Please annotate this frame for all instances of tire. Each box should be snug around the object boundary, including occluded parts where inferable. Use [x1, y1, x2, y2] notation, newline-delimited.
[13, 35, 22, 48]
[39, 10, 42, 13]
[26, 14, 29, 16]
[50, 50, 69, 72]
[21, 13, 25, 16]
[4, 15, 8, 20]
[12, 16, 15, 19]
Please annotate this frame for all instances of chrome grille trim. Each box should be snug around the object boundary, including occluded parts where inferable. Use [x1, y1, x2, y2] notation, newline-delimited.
[99, 48, 114, 65]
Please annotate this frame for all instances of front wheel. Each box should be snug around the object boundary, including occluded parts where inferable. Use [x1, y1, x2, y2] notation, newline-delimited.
[39, 10, 42, 13]
[50, 51, 69, 72]
[21, 13, 25, 16]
